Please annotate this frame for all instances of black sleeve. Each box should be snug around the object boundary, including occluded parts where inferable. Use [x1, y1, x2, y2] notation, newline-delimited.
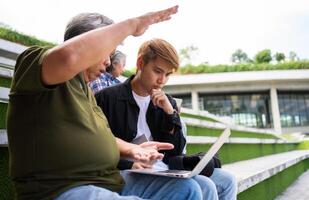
[161, 96, 182, 132]
[95, 90, 105, 112]
[161, 96, 186, 164]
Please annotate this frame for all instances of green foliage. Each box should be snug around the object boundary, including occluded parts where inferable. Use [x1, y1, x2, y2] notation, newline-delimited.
[231, 49, 249, 63]
[179, 61, 309, 74]
[0, 77, 12, 88]
[297, 140, 309, 150]
[0, 103, 8, 129]
[122, 69, 136, 77]
[255, 49, 272, 63]
[274, 52, 285, 62]
[0, 26, 56, 47]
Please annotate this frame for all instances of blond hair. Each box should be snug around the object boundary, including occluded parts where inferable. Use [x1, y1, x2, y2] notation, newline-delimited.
[137, 38, 179, 71]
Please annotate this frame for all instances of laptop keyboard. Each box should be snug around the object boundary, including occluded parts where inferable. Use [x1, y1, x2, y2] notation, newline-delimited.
[157, 170, 190, 174]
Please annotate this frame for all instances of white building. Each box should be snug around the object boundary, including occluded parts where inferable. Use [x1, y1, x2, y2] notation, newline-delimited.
[164, 70, 309, 134]
[1, 38, 309, 134]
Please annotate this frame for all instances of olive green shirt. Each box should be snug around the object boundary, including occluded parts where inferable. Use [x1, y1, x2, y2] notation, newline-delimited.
[7, 46, 124, 200]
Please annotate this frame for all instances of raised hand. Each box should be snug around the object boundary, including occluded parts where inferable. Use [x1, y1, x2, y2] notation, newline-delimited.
[131, 5, 178, 37]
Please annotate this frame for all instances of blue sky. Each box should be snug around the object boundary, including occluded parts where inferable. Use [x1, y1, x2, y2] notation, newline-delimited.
[1, 0, 309, 68]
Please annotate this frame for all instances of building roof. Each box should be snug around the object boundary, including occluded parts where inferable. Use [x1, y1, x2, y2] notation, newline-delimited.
[167, 70, 309, 86]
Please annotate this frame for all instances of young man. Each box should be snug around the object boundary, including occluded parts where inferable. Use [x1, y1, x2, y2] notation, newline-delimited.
[95, 38, 238, 200]
[7, 7, 203, 200]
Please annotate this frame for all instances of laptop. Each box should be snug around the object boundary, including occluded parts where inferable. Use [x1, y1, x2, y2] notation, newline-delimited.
[125, 128, 231, 178]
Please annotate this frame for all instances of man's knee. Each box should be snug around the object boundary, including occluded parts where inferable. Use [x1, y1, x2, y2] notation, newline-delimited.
[177, 179, 203, 199]
[56, 185, 120, 200]
[212, 168, 238, 191]
[195, 175, 217, 190]
[221, 169, 237, 186]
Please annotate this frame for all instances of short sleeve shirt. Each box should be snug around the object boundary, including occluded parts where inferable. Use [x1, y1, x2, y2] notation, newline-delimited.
[7, 46, 124, 200]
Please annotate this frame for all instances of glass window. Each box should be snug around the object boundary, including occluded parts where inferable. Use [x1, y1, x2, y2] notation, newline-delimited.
[199, 92, 272, 128]
[172, 94, 192, 109]
[278, 91, 309, 127]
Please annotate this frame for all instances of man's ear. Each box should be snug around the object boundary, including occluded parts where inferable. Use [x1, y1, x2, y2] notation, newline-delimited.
[136, 56, 143, 71]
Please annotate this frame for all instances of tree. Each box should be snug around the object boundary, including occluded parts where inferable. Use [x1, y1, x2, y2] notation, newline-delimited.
[231, 49, 249, 63]
[255, 49, 272, 63]
[179, 45, 198, 66]
[274, 52, 285, 62]
[289, 51, 298, 61]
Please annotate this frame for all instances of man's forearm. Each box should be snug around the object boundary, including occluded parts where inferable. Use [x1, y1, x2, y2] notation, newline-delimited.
[42, 19, 135, 85]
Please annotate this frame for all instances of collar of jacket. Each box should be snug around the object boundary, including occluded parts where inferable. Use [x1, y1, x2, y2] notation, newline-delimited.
[118, 75, 156, 110]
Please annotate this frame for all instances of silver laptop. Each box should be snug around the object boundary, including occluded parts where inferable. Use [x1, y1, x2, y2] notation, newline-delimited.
[125, 128, 231, 178]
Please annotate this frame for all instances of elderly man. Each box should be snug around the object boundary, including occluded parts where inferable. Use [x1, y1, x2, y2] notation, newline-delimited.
[7, 6, 203, 200]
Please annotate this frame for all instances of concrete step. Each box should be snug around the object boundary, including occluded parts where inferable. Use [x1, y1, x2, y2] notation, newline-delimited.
[222, 150, 309, 193]
[0, 39, 27, 60]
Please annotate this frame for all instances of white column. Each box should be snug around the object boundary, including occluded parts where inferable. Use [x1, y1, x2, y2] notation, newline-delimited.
[191, 91, 199, 111]
[270, 85, 282, 134]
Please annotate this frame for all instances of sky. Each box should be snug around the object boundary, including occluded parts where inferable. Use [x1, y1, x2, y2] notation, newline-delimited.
[1, 0, 309, 68]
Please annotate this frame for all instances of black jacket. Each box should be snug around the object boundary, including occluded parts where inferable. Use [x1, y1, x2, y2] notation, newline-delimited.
[95, 75, 186, 169]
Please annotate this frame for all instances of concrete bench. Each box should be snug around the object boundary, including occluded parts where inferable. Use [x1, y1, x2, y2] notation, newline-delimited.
[187, 135, 289, 144]
[1, 130, 308, 199]
[0, 129, 8, 147]
[0, 39, 27, 61]
[187, 135, 308, 199]
[222, 150, 309, 193]
[0, 87, 10, 103]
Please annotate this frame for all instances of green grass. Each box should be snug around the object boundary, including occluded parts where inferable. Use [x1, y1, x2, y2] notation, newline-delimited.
[297, 140, 309, 150]
[0, 26, 55, 47]
[180, 113, 218, 122]
[187, 143, 298, 164]
[237, 159, 309, 200]
[0, 103, 8, 129]
[0, 77, 12, 88]
[187, 126, 277, 139]
[122, 69, 136, 77]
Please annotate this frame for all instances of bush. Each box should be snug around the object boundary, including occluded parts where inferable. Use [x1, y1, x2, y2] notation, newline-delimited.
[179, 61, 309, 74]
[0, 26, 56, 47]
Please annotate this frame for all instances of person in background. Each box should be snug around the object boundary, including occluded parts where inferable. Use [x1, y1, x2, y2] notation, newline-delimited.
[7, 6, 204, 200]
[89, 50, 126, 94]
[95, 38, 237, 200]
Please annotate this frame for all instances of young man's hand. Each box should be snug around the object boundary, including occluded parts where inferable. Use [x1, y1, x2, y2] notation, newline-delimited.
[151, 89, 174, 114]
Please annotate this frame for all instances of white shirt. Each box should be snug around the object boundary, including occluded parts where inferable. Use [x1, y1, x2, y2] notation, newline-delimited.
[132, 91, 168, 170]
[132, 91, 152, 141]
